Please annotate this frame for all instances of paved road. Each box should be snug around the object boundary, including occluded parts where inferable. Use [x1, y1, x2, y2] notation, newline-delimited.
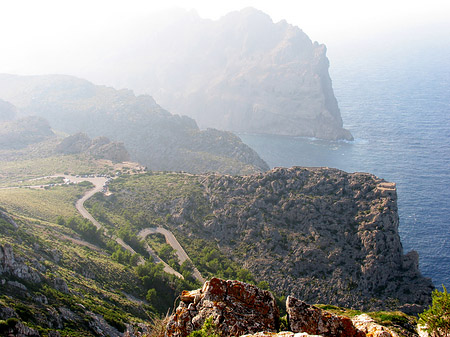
[74, 177, 107, 231]
[68, 175, 146, 265]
[139, 227, 205, 283]
[7, 174, 194, 279]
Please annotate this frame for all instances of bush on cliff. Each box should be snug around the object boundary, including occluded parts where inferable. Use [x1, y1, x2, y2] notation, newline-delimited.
[419, 285, 450, 337]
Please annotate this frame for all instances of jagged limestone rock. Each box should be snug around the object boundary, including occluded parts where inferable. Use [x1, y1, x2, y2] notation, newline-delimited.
[165, 277, 279, 337]
[286, 296, 365, 337]
[351, 314, 399, 337]
[0, 244, 41, 283]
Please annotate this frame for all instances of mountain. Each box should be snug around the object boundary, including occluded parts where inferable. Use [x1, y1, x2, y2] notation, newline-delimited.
[78, 8, 352, 140]
[56, 133, 130, 163]
[0, 155, 433, 335]
[0, 99, 17, 121]
[0, 116, 54, 149]
[0, 73, 269, 175]
[86, 167, 433, 313]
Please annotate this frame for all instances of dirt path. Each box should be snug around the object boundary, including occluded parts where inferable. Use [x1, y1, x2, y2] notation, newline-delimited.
[139, 227, 205, 283]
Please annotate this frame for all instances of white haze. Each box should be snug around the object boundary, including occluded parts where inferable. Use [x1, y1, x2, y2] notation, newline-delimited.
[0, 0, 449, 80]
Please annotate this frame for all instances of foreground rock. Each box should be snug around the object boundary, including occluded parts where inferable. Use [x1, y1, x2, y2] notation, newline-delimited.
[286, 296, 365, 337]
[242, 333, 323, 337]
[166, 279, 411, 337]
[165, 278, 279, 337]
[352, 315, 399, 337]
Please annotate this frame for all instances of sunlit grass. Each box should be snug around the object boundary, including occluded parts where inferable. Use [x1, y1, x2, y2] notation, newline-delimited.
[0, 184, 91, 222]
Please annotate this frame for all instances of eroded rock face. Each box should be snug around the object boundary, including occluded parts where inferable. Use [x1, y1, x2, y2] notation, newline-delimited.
[165, 278, 279, 337]
[0, 244, 41, 283]
[102, 167, 433, 311]
[286, 296, 365, 337]
[165, 282, 415, 337]
[0, 320, 40, 337]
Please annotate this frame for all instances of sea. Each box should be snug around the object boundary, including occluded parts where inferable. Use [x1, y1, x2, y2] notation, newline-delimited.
[239, 40, 450, 288]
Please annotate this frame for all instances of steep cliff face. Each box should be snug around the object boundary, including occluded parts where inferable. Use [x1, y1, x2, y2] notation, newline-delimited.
[86, 8, 352, 140]
[0, 74, 269, 174]
[195, 168, 432, 310]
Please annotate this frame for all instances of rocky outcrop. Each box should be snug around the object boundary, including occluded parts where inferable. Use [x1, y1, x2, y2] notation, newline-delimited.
[0, 244, 42, 283]
[242, 333, 323, 337]
[0, 209, 19, 228]
[166, 280, 414, 337]
[352, 315, 399, 337]
[0, 74, 269, 174]
[56, 132, 130, 163]
[286, 296, 365, 337]
[165, 277, 279, 337]
[0, 318, 40, 337]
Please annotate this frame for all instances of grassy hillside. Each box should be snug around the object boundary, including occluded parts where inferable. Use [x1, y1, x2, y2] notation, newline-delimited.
[0, 184, 90, 221]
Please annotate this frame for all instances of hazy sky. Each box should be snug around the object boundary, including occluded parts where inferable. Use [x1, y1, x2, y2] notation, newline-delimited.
[1, 0, 449, 75]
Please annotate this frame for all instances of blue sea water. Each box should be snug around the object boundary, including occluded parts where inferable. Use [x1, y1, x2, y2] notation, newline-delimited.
[239, 44, 450, 288]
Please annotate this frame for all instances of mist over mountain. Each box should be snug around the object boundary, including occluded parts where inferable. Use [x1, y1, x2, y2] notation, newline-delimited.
[0, 115, 54, 150]
[0, 73, 268, 174]
[0, 99, 17, 121]
[62, 8, 352, 141]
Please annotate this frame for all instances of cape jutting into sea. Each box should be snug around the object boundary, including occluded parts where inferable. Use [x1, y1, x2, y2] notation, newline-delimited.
[240, 42, 450, 288]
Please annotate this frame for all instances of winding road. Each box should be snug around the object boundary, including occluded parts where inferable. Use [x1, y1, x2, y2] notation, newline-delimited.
[12, 174, 204, 281]
[138, 228, 205, 283]
[70, 175, 201, 281]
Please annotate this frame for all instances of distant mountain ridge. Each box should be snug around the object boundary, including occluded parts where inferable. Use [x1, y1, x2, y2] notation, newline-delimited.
[0, 116, 54, 149]
[80, 8, 352, 140]
[0, 74, 269, 175]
